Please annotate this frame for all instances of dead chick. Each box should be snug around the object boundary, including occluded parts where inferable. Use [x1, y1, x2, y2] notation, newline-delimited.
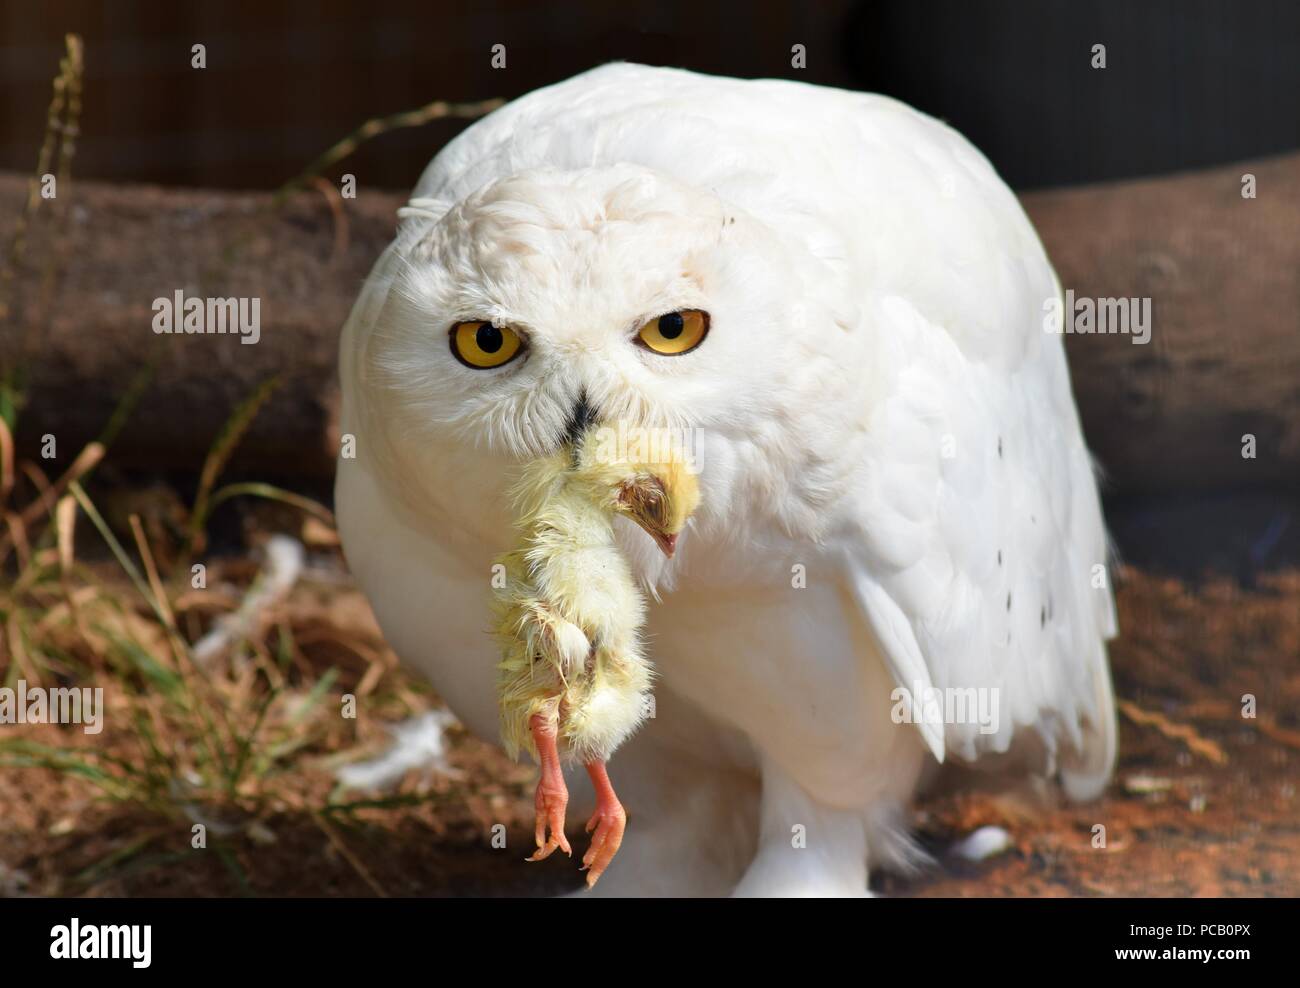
[493, 425, 699, 886]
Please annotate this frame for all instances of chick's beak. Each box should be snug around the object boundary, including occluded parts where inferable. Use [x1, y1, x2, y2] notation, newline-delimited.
[652, 530, 678, 558]
[626, 513, 678, 558]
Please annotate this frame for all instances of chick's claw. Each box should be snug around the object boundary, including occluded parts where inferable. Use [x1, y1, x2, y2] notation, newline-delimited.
[581, 801, 626, 887]
[528, 778, 571, 861]
[581, 760, 627, 888]
[527, 713, 571, 861]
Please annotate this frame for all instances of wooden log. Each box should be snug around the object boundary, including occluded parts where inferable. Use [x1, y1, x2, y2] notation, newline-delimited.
[1023, 152, 1300, 495]
[2, 153, 1298, 494]
[0, 173, 400, 481]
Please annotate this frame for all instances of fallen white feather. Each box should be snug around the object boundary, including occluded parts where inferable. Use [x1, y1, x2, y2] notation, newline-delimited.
[1124, 774, 1174, 795]
[951, 825, 1013, 862]
[193, 535, 303, 664]
[336, 709, 460, 791]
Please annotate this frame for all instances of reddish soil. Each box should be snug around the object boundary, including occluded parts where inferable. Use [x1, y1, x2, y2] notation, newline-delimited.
[1, 565, 1296, 898]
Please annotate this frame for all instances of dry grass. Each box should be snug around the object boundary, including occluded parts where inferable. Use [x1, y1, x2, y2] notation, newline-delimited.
[0, 397, 539, 897]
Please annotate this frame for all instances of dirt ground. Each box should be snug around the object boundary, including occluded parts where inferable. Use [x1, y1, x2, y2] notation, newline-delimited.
[876, 565, 1299, 898]
[1, 562, 1297, 898]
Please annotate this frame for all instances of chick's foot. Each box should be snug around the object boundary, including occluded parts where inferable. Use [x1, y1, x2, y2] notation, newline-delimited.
[527, 713, 571, 861]
[581, 760, 627, 888]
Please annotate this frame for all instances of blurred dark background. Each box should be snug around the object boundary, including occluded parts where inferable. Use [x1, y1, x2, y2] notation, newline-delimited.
[2, 0, 1298, 192]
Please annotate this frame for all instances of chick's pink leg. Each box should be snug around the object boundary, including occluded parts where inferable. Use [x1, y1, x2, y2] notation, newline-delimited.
[527, 714, 571, 861]
[581, 760, 627, 888]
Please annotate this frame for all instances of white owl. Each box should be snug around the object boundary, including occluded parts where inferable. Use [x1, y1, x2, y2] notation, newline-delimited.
[336, 63, 1117, 896]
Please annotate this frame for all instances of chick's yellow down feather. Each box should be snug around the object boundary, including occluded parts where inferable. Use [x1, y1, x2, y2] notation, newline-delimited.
[493, 425, 699, 766]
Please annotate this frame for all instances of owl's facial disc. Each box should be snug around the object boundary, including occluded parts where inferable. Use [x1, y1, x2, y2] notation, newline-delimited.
[377, 166, 753, 463]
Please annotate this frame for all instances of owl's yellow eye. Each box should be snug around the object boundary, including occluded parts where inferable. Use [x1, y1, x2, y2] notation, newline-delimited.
[637, 309, 709, 356]
[450, 321, 523, 368]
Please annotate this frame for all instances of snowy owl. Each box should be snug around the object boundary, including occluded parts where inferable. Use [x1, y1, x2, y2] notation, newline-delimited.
[336, 63, 1117, 896]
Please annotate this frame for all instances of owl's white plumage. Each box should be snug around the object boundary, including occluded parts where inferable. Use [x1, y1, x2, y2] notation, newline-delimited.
[336, 64, 1117, 895]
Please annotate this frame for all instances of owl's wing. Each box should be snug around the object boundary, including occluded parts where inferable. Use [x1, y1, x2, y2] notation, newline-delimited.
[827, 148, 1118, 798]
[839, 300, 1117, 797]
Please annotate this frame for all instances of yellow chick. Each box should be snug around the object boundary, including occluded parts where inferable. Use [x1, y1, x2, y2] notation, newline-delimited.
[493, 424, 699, 886]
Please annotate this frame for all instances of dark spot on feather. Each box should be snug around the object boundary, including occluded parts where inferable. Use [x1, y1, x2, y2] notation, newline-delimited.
[998, 437, 1003, 458]
[1006, 592, 1012, 611]
[1041, 605, 1046, 627]
[997, 549, 1002, 566]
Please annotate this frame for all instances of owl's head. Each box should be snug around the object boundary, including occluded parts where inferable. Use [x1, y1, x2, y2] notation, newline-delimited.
[353, 163, 850, 558]
[364, 164, 824, 459]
